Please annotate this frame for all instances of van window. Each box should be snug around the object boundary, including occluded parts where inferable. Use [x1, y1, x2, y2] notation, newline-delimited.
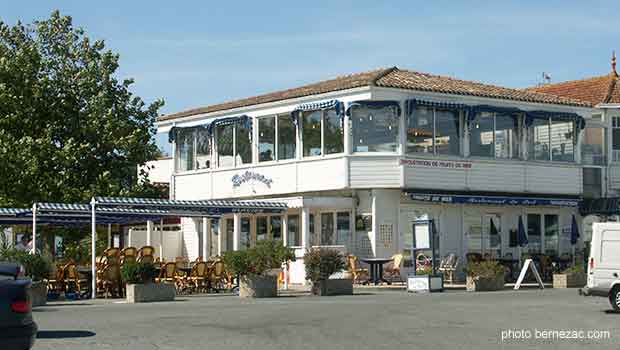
[601, 240, 620, 265]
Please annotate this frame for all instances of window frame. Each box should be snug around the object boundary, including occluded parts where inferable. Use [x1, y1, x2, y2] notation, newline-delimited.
[527, 117, 576, 163]
[407, 106, 462, 156]
[301, 108, 344, 158]
[469, 112, 521, 160]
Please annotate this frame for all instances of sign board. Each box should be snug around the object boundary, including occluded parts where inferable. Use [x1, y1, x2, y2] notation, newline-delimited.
[514, 259, 544, 290]
[400, 158, 472, 170]
[407, 274, 444, 293]
[407, 193, 579, 207]
[414, 223, 430, 249]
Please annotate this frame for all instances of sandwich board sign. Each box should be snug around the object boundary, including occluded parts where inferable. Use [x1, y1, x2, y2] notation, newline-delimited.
[513, 259, 544, 290]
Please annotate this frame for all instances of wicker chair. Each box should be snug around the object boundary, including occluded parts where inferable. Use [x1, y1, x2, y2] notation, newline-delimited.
[438, 254, 459, 284]
[46, 264, 65, 293]
[121, 247, 138, 264]
[384, 254, 405, 284]
[208, 260, 227, 292]
[102, 247, 121, 266]
[156, 262, 184, 291]
[137, 246, 155, 264]
[346, 255, 369, 284]
[63, 263, 88, 294]
[98, 264, 122, 298]
[188, 261, 209, 293]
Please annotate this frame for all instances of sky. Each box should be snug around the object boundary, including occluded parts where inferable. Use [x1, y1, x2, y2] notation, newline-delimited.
[2, 1, 619, 115]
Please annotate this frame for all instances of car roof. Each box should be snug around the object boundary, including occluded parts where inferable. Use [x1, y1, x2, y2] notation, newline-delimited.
[0, 262, 21, 277]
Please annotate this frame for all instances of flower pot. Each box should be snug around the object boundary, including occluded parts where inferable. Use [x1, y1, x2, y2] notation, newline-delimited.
[466, 275, 504, 292]
[553, 272, 586, 288]
[126, 283, 176, 303]
[239, 275, 278, 298]
[30, 281, 47, 307]
[311, 279, 353, 296]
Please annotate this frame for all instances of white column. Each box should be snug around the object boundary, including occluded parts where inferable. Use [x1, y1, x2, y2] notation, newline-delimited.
[31, 203, 37, 254]
[233, 213, 241, 251]
[282, 214, 288, 246]
[146, 220, 153, 246]
[202, 217, 209, 259]
[159, 219, 164, 260]
[217, 219, 224, 255]
[107, 224, 112, 248]
[127, 228, 133, 247]
[90, 198, 97, 299]
[301, 207, 310, 250]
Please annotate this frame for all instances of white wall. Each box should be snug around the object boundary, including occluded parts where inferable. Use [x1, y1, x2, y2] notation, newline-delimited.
[140, 158, 172, 184]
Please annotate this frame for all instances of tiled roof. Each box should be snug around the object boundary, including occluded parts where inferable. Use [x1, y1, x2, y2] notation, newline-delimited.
[159, 67, 592, 122]
[526, 73, 620, 105]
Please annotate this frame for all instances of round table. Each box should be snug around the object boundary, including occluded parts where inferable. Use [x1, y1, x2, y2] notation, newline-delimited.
[360, 257, 393, 285]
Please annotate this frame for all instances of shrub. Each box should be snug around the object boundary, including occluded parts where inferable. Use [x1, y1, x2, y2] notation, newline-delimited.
[121, 261, 157, 284]
[304, 248, 346, 283]
[0, 248, 51, 281]
[465, 260, 504, 279]
[562, 264, 585, 274]
[222, 240, 295, 277]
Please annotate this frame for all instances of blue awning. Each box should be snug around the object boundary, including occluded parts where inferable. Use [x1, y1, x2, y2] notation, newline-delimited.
[525, 110, 586, 130]
[206, 115, 252, 138]
[290, 100, 344, 126]
[168, 124, 210, 143]
[406, 99, 470, 115]
[405, 192, 580, 207]
[345, 100, 402, 116]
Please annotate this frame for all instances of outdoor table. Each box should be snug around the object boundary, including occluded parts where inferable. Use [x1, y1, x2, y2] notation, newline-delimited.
[360, 257, 393, 285]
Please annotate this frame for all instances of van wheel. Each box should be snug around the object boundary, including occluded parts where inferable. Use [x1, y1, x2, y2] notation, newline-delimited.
[610, 286, 620, 312]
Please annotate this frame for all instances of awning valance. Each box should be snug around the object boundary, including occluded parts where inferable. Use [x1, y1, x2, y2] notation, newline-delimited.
[168, 124, 209, 143]
[580, 197, 620, 216]
[406, 99, 470, 114]
[525, 110, 586, 130]
[345, 100, 402, 117]
[405, 192, 580, 207]
[290, 100, 344, 126]
[206, 115, 252, 139]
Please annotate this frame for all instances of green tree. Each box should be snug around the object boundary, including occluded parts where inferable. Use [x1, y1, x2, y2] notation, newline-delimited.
[0, 11, 165, 208]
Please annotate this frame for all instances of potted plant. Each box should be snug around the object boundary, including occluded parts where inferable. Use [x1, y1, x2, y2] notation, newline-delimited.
[121, 261, 174, 303]
[222, 240, 295, 298]
[553, 264, 586, 288]
[0, 248, 51, 306]
[304, 248, 352, 296]
[465, 260, 505, 292]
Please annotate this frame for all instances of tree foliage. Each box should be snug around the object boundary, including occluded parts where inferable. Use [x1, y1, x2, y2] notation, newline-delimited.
[0, 11, 165, 207]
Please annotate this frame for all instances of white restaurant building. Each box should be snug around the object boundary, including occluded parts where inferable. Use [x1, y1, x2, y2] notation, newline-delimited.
[146, 67, 603, 283]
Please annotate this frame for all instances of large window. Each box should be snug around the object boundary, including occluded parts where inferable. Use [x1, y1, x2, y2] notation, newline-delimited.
[216, 121, 252, 167]
[321, 213, 334, 246]
[257, 217, 268, 241]
[407, 106, 460, 156]
[528, 118, 575, 162]
[278, 115, 296, 160]
[351, 104, 400, 153]
[581, 126, 606, 165]
[287, 215, 300, 246]
[270, 216, 282, 241]
[258, 117, 275, 162]
[336, 212, 351, 245]
[301, 109, 343, 157]
[226, 218, 233, 252]
[240, 218, 251, 250]
[469, 112, 519, 159]
[210, 219, 219, 257]
[527, 214, 542, 254]
[195, 128, 211, 169]
[175, 128, 195, 171]
[544, 214, 559, 256]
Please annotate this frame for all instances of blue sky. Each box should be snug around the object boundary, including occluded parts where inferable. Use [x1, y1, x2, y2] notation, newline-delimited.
[2, 1, 619, 115]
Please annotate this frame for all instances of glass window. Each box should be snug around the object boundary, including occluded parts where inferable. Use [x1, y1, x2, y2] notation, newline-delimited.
[196, 128, 211, 169]
[309, 214, 317, 246]
[240, 218, 251, 250]
[259, 117, 275, 162]
[435, 109, 460, 156]
[324, 110, 344, 154]
[494, 113, 520, 159]
[210, 219, 219, 257]
[336, 212, 350, 245]
[407, 106, 434, 154]
[550, 120, 574, 162]
[302, 110, 322, 157]
[278, 115, 296, 160]
[226, 218, 233, 252]
[257, 217, 268, 242]
[527, 214, 542, 254]
[287, 215, 300, 246]
[469, 112, 495, 158]
[154, 132, 172, 158]
[321, 213, 334, 246]
[270, 216, 282, 241]
[544, 214, 559, 256]
[352, 104, 400, 152]
[216, 124, 234, 168]
[175, 129, 195, 171]
[581, 127, 606, 165]
[528, 118, 550, 161]
[236, 122, 252, 165]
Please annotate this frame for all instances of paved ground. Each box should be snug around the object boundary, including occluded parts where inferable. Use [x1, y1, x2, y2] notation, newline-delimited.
[32, 288, 618, 350]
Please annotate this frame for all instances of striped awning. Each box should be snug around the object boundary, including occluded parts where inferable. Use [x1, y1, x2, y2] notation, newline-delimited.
[290, 100, 344, 125]
[406, 99, 470, 114]
[206, 115, 252, 136]
[345, 100, 402, 117]
[95, 197, 287, 213]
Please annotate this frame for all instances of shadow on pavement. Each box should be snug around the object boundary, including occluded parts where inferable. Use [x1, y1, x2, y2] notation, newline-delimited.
[37, 330, 96, 339]
[603, 309, 620, 314]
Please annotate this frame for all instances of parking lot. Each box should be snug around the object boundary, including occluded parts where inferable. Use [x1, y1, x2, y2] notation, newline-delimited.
[32, 288, 617, 350]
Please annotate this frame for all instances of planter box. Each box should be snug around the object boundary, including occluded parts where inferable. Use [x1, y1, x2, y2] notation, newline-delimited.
[466, 275, 504, 292]
[30, 281, 47, 307]
[126, 283, 175, 303]
[239, 275, 278, 298]
[311, 279, 353, 296]
[553, 272, 586, 288]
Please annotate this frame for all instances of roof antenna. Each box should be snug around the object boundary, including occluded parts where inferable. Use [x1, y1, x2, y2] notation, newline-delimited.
[612, 51, 618, 76]
[541, 72, 551, 85]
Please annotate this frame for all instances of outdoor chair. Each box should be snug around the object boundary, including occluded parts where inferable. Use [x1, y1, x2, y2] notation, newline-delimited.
[346, 255, 369, 284]
[63, 262, 87, 295]
[188, 261, 209, 293]
[383, 254, 404, 284]
[438, 254, 458, 284]
[208, 260, 227, 292]
[137, 246, 155, 264]
[121, 247, 137, 264]
[46, 264, 66, 293]
[156, 262, 184, 292]
[98, 263, 122, 298]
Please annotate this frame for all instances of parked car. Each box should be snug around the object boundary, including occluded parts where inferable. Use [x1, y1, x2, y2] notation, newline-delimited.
[0, 262, 37, 350]
[580, 223, 620, 311]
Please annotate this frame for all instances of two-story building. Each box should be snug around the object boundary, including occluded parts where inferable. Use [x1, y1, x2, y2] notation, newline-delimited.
[151, 66, 596, 283]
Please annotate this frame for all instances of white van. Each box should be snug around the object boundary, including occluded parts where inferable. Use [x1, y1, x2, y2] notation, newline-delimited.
[581, 223, 620, 311]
